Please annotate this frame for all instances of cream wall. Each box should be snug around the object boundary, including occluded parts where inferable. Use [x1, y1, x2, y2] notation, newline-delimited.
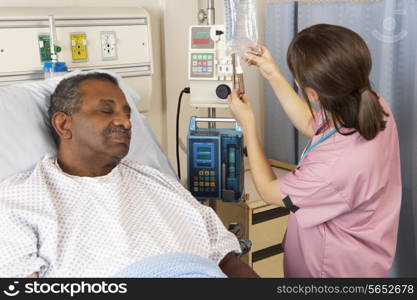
[1, 0, 267, 182]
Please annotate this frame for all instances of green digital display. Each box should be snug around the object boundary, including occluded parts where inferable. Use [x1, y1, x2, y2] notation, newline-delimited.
[198, 147, 211, 153]
[197, 154, 211, 160]
[196, 32, 209, 38]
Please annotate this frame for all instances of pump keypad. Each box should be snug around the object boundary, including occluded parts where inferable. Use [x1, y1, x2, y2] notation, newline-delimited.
[192, 170, 216, 193]
[190, 53, 214, 78]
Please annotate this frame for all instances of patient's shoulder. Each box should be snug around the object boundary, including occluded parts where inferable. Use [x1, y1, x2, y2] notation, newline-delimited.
[0, 154, 53, 189]
[119, 159, 177, 181]
[0, 170, 33, 188]
[119, 160, 186, 191]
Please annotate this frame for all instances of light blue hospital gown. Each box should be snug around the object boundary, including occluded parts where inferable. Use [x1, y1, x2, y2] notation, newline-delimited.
[0, 154, 240, 277]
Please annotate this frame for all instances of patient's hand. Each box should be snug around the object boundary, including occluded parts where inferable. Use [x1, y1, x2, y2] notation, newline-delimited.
[27, 272, 38, 278]
[219, 252, 259, 278]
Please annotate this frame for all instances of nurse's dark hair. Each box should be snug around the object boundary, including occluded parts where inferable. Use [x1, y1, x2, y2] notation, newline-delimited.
[48, 72, 119, 144]
[287, 24, 388, 140]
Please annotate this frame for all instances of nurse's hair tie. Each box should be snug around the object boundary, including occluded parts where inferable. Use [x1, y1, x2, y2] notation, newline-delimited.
[359, 87, 368, 95]
[351, 87, 368, 96]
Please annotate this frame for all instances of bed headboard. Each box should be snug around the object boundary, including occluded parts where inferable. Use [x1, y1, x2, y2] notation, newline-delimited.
[0, 7, 153, 112]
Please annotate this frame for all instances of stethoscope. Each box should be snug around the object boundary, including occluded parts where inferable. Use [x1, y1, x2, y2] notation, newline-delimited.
[298, 123, 344, 167]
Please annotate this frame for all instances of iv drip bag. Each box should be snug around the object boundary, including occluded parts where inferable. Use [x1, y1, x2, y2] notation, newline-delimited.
[224, 0, 259, 56]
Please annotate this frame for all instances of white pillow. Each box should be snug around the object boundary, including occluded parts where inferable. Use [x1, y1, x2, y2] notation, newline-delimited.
[0, 69, 176, 182]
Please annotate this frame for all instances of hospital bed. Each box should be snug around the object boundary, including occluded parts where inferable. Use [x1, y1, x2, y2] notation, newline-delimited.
[0, 70, 251, 276]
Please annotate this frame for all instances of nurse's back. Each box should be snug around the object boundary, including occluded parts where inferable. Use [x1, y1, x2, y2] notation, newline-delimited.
[280, 24, 401, 277]
[281, 97, 401, 277]
[332, 97, 401, 276]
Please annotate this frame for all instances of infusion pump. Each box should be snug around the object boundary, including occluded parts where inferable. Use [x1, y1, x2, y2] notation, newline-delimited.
[188, 25, 234, 108]
[187, 117, 244, 202]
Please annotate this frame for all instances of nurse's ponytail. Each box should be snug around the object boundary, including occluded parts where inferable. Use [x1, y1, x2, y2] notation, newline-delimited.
[287, 24, 389, 141]
[358, 88, 387, 140]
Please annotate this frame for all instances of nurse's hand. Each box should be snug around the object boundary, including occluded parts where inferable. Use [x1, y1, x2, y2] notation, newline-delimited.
[244, 45, 282, 82]
[228, 89, 256, 132]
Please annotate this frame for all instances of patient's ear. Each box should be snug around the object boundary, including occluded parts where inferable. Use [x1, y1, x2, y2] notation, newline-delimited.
[52, 112, 72, 140]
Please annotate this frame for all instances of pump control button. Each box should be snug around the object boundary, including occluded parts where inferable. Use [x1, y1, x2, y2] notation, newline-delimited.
[216, 84, 231, 99]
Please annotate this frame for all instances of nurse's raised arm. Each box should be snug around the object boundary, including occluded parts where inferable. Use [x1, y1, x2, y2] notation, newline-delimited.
[228, 90, 284, 207]
[244, 45, 314, 138]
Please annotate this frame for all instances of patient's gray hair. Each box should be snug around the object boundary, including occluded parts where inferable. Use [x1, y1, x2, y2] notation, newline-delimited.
[48, 72, 119, 144]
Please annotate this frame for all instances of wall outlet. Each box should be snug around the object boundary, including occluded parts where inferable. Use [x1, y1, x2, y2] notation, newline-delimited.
[70, 32, 88, 61]
[101, 31, 117, 60]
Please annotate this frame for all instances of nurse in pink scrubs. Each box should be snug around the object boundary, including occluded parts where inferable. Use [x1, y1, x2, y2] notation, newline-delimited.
[228, 24, 401, 277]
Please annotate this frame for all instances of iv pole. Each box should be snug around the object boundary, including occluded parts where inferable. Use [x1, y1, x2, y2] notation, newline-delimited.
[206, 0, 216, 130]
[205, 0, 217, 211]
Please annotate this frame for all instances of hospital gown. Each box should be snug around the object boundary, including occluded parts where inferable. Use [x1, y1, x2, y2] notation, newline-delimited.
[0, 154, 240, 277]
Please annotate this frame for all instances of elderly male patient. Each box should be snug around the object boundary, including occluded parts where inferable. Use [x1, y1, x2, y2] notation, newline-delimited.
[0, 73, 258, 278]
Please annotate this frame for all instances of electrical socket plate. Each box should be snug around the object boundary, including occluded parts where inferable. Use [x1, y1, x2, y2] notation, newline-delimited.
[70, 32, 88, 61]
[101, 31, 117, 60]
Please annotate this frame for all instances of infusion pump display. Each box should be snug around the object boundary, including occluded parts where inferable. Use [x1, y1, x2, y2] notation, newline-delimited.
[189, 26, 219, 80]
[188, 25, 234, 108]
[191, 27, 214, 49]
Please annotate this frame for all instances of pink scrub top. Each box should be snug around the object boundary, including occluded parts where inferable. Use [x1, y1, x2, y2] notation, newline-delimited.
[279, 97, 401, 277]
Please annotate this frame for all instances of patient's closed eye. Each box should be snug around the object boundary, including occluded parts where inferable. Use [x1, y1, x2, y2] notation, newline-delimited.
[97, 104, 113, 114]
